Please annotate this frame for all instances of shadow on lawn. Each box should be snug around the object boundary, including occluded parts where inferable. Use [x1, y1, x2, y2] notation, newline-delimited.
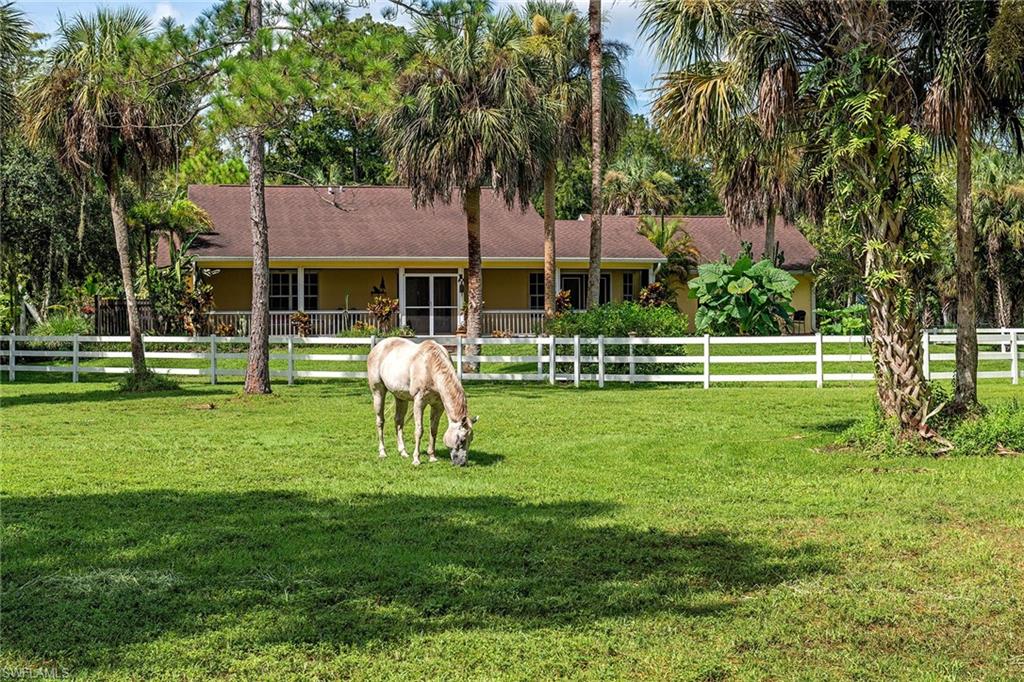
[2, 491, 833, 668]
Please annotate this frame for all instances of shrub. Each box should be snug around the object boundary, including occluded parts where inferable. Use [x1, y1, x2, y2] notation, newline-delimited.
[346, 323, 415, 339]
[947, 400, 1024, 456]
[547, 301, 687, 338]
[290, 311, 312, 337]
[546, 302, 689, 375]
[817, 304, 869, 335]
[688, 255, 797, 335]
[840, 393, 1024, 457]
[367, 296, 399, 329]
[118, 370, 179, 393]
[638, 281, 671, 308]
[30, 313, 92, 337]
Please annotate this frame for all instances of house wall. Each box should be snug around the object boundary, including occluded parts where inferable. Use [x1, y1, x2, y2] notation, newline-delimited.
[204, 263, 828, 326]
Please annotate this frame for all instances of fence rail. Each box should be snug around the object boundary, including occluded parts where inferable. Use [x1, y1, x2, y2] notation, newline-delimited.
[1, 330, 1020, 387]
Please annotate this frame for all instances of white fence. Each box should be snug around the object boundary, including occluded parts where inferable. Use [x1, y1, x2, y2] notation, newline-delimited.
[2, 330, 1020, 387]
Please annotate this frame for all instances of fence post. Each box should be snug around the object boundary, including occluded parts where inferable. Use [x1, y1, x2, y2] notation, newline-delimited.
[8, 333, 14, 381]
[536, 338, 542, 378]
[815, 332, 824, 388]
[72, 334, 80, 383]
[628, 340, 635, 385]
[703, 334, 711, 389]
[1012, 330, 1019, 386]
[456, 335, 464, 380]
[922, 330, 930, 380]
[287, 336, 295, 386]
[210, 334, 217, 385]
[548, 335, 556, 385]
[598, 335, 605, 388]
[573, 335, 580, 388]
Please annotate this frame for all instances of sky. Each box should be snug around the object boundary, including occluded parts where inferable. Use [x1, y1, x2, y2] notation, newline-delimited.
[15, 0, 661, 111]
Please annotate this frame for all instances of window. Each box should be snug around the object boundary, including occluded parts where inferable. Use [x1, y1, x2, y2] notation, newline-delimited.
[303, 271, 319, 311]
[528, 272, 544, 310]
[622, 272, 634, 301]
[600, 274, 611, 305]
[270, 270, 297, 311]
[641, 268, 650, 289]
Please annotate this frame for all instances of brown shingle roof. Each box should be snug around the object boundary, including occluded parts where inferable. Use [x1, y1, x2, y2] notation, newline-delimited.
[182, 185, 665, 262]
[578, 214, 817, 271]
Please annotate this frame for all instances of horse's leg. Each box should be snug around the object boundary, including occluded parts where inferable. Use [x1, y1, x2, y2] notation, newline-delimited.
[394, 398, 410, 458]
[372, 387, 387, 458]
[411, 394, 425, 466]
[428, 404, 441, 463]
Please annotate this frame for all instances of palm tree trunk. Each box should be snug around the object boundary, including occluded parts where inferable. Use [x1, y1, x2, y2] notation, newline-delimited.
[953, 104, 977, 410]
[862, 211, 932, 437]
[543, 159, 557, 319]
[986, 231, 1011, 328]
[463, 185, 482, 370]
[244, 128, 271, 394]
[107, 180, 146, 375]
[763, 203, 777, 262]
[586, 0, 603, 309]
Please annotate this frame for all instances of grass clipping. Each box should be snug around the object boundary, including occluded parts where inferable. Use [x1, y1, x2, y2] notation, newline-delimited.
[118, 370, 179, 394]
[841, 395, 1023, 457]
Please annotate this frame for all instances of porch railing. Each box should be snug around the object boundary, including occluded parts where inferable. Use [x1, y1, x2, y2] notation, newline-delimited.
[207, 310, 390, 337]
[480, 310, 545, 336]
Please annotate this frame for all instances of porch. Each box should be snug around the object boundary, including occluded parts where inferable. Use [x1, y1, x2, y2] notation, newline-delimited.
[203, 309, 546, 337]
[196, 264, 651, 337]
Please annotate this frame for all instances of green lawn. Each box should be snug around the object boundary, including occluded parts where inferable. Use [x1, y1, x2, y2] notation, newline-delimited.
[2, 376, 1023, 680]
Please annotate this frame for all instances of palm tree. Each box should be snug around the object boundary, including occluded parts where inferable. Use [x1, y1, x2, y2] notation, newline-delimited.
[0, 1, 30, 137]
[22, 9, 193, 378]
[636, 215, 698, 281]
[974, 147, 1024, 327]
[381, 7, 551, 358]
[639, 1, 947, 437]
[520, 0, 631, 318]
[604, 154, 678, 215]
[918, 1, 1024, 411]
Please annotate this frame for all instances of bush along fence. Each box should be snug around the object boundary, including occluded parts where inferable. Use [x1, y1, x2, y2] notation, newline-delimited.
[1, 330, 1021, 387]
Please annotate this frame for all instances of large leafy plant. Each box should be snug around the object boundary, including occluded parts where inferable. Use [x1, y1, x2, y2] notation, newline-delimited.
[688, 256, 797, 335]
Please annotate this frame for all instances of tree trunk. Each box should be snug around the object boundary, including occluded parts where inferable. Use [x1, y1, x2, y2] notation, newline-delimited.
[244, 0, 271, 395]
[986, 231, 1011, 328]
[866, 281, 930, 433]
[244, 129, 271, 394]
[586, 0, 603, 309]
[543, 159, 557, 320]
[763, 203, 777, 263]
[107, 180, 146, 375]
[953, 104, 977, 410]
[463, 185, 482, 370]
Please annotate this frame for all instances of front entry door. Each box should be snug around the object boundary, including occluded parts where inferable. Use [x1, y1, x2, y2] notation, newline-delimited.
[560, 274, 587, 310]
[405, 275, 457, 336]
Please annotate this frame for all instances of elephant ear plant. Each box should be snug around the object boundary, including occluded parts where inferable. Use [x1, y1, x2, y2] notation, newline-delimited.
[689, 256, 798, 335]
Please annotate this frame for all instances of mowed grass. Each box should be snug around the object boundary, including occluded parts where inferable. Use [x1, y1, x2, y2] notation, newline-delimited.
[2, 375, 1023, 680]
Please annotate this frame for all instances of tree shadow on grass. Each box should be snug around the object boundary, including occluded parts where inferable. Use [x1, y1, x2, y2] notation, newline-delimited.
[2, 491, 833, 670]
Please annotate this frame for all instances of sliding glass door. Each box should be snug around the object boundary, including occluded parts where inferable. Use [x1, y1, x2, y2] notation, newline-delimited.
[405, 274, 457, 336]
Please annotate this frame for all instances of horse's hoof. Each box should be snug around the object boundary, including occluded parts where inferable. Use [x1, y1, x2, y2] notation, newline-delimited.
[412, 459, 421, 467]
[399, 451, 409, 458]
[428, 455, 438, 462]
[378, 452, 387, 458]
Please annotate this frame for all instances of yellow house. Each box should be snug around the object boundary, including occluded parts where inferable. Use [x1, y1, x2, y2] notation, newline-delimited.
[179, 185, 817, 335]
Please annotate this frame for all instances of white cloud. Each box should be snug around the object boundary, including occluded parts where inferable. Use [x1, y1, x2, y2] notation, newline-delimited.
[152, 2, 181, 23]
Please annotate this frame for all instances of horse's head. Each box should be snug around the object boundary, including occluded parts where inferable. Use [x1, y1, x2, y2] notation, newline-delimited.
[444, 415, 477, 466]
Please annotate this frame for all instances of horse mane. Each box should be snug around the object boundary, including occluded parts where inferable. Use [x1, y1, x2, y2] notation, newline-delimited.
[424, 342, 467, 421]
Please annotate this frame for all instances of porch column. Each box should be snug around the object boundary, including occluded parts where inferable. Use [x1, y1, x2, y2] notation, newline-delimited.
[457, 267, 465, 328]
[297, 266, 305, 312]
[398, 267, 406, 327]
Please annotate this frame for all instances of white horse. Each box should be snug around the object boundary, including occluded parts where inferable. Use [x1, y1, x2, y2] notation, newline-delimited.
[367, 337, 476, 466]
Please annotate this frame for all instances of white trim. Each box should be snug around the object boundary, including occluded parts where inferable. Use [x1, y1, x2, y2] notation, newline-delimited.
[194, 255, 667, 264]
[297, 266, 305, 312]
[398, 266, 406, 327]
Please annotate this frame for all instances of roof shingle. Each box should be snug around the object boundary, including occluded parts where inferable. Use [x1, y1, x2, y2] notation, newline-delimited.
[183, 185, 665, 262]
